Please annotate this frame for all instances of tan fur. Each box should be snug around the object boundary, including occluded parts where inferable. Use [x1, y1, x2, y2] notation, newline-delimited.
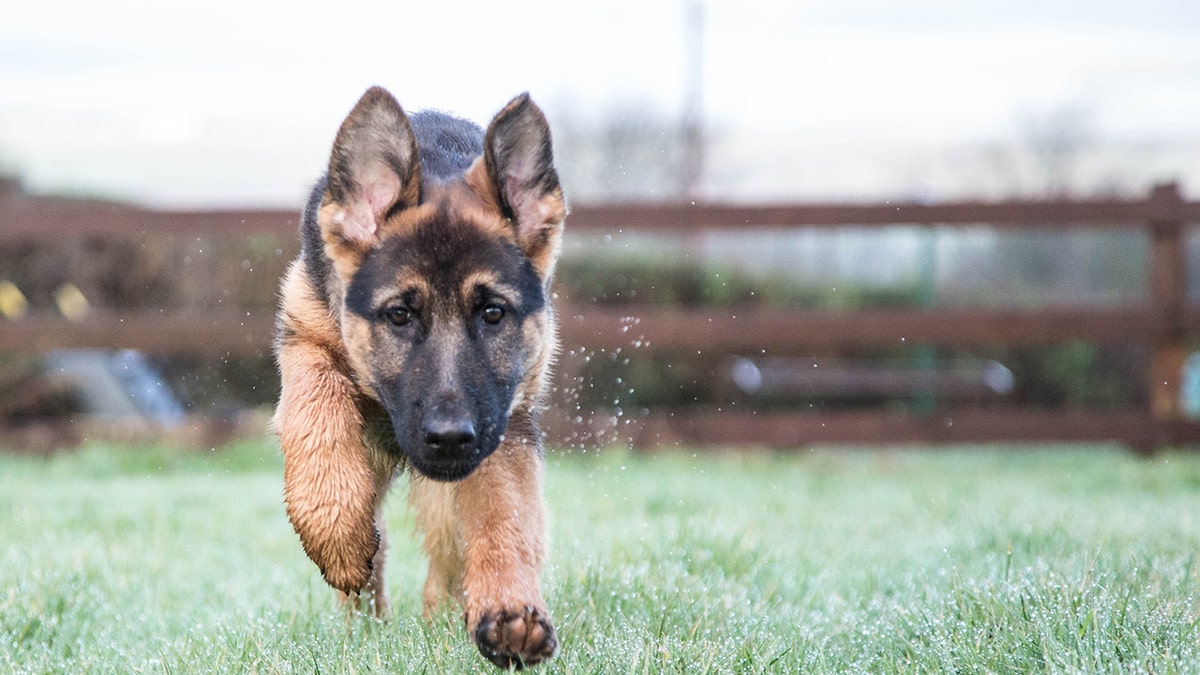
[409, 475, 465, 612]
[460, 270, 510, 303]
[274, 265, 397, 604]
[456, 433, 547, 618]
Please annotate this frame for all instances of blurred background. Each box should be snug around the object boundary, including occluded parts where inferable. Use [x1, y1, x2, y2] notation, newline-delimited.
[2, 0, 1199, 451]
[3, 0, 1198, 205]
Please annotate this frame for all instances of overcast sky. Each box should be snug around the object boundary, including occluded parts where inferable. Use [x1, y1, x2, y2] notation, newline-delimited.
[1, 0, 1197, 206]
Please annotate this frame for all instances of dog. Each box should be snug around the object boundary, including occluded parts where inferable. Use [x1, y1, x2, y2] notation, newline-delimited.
[273, 86, 565, 669]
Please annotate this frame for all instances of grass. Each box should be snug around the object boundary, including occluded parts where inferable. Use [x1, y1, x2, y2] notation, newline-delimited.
[2, 439, 1200, 673]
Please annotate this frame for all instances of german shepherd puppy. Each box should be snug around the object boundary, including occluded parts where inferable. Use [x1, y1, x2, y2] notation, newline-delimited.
[273, 86, 564, 669]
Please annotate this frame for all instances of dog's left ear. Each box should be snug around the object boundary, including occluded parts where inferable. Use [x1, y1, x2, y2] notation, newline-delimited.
[483, 94, 566, 278]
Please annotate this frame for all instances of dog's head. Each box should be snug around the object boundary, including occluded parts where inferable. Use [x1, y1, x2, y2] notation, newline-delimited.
[317, 87, 564, 481]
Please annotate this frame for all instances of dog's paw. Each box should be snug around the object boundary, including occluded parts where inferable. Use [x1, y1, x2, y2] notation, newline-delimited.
[315, 529, 378, 596]
[320, 556, 373, 596]
[471, 606, 557, 669]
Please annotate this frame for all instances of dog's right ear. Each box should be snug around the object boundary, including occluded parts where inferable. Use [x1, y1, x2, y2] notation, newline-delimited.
[321, 86, 421, 252]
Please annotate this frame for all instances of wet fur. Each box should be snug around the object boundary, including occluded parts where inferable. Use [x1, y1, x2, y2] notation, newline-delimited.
[274, 87, 564, 669]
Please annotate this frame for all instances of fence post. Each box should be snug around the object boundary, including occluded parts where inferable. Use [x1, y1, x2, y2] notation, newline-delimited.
[1148, 181, 1186, 447]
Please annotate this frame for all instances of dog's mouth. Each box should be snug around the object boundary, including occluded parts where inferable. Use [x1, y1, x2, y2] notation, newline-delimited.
[408, 453, 482, 482]
[399, 418, 505, 482]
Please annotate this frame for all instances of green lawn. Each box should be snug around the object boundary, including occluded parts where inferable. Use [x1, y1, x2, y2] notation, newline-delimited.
[2, 439, 1199, 673]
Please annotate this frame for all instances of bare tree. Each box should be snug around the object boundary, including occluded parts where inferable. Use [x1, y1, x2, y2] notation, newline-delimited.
[1017, 102, 1095, 198]
[553, 101, 689, 202]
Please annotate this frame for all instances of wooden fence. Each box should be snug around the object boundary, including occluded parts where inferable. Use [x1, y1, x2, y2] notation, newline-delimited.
[3, 182, 1200, 450]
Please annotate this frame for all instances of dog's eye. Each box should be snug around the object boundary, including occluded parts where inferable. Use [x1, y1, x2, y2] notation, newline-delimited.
[481, 303, 505, 325]
[382, 306, 412, 327]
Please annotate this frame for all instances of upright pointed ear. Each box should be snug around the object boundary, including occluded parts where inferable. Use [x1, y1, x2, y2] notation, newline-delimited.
[321, 86, 421, 253]
[483, 93, 566, 277]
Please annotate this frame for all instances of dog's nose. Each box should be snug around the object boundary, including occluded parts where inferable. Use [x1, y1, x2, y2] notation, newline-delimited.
[423, 416, 477, 451]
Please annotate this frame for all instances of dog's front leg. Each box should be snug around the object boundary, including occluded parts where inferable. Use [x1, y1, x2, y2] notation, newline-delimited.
[275, 339, 384, 604]
[456, 436, 557, 668]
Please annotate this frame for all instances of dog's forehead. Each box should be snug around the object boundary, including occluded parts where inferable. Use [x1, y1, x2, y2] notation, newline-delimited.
[345, 205, 536, 316]
[382, 181, 508, 240]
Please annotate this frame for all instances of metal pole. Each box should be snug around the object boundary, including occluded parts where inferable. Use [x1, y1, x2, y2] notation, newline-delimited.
[682, 0, 705, 200]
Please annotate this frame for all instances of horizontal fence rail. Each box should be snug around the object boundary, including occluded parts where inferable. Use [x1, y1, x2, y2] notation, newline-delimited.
[5, 305, 1200, 355]
[2, 182, 1199, 450]
[3, 185, 1200, 240]
[632, 409, 1197, 449]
